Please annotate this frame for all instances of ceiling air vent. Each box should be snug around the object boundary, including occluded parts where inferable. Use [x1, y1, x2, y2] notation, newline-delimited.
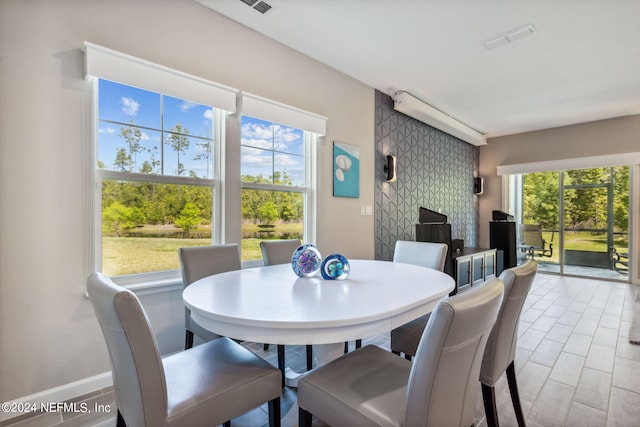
[239, 0, 272, 14]
[253, 1, 272, 14]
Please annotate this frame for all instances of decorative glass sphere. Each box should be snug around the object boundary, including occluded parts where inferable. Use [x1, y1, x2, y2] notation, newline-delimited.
[320, 254, 350, 280]
[291, 244, 322, 278]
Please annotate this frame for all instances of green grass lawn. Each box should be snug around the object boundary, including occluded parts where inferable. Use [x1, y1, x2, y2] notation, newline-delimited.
[103, 222, 303, 276]
[103, 237, 209, 276]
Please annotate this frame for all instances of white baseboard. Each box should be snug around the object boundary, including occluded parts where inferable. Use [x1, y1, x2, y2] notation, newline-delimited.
[0, 372, 113, 422]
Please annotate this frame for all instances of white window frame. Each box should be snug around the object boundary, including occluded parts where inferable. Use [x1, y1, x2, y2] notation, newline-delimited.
[85, 43, 238, 286]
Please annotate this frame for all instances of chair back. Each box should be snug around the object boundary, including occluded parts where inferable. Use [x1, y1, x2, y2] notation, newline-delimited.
[393, 240, 448, 271]
[480, 260, 537, 386]
[260, 239, 302, 266]
[179, 244, 241, 287]
[405, 277, 504, 427]
[87, 273, 167, 427]
[179, 244, 241, 332]
[520, 224, 544, 248]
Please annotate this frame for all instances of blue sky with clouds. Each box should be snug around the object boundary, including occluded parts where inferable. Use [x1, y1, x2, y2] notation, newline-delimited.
[98, 79, 306, 185]
[240, 116, 305, 186]
[98, 79, 214, 178]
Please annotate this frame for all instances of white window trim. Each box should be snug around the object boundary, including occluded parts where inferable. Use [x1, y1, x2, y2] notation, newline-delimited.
[496, 152, 640, 175]
[240, 92, 327, 136]
[212, 109, 226, 246]
[84, 42, 238, 112]
[631, 165, 639, 284]
[304, 132, 318, 245]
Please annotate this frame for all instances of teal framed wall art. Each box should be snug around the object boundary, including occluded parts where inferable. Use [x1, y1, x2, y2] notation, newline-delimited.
[333, 141, 360, 198]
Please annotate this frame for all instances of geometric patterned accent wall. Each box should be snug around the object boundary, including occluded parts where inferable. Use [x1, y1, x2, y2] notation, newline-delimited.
[375, 90, 480, 260]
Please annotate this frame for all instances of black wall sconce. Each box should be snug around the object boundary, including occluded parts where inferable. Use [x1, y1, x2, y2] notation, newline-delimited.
[384, 155, 397, 182]
[474, 177, 484, 195]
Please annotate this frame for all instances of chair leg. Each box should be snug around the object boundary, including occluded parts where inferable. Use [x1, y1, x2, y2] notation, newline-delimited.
[277, 345, 285, 388]
[299, 407, 312, 427]
[404, 353, 412, 361]
[482, 383, 499, 427]
[344, 341, 349, 353]
[355, 339, 362, 349]
[264, 343, 270, 351]
[116, 409, 126, 427]
[306, 345, 313, 371]
[506, 361, 526, 427]
[223, 421, 231, 427]
[268, 396, 281, 427]
[185, 330, 194, 350]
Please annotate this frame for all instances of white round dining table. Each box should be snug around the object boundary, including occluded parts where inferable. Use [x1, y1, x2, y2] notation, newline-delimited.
[183, 259, 455, 346]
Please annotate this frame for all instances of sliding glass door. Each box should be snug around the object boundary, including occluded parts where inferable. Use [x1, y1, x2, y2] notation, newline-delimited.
[518, 166, 629, 280]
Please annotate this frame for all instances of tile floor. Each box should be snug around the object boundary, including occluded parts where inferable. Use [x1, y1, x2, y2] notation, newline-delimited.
[4, 273, 640, 427]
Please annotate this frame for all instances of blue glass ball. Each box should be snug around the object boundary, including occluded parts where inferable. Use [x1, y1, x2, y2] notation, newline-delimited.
[320, 254, 350, 280]
[291, 244, 322, 278]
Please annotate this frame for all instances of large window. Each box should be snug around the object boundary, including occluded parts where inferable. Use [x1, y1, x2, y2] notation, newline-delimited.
[86, 44, 325, 278]
[240, 115, 312, 263]
[96, 79, 223, 277]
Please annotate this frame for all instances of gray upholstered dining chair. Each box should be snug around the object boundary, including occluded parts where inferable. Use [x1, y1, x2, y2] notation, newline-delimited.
[298, 277, 504, 427]
[392, 240, 448, 271]
[259, 239, 315, 371]
[87, 272, 281, 427]
[179, 244, 241, 350]
[259, 239, 301, 355]
[390, 240, 448, 360]
[260, 238, 301, 266]
[480, 260, 537, 427]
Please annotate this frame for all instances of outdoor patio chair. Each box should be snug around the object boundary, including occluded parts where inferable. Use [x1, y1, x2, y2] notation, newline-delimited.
[612, 246, 629, 273]
[519, 224, 553, 259]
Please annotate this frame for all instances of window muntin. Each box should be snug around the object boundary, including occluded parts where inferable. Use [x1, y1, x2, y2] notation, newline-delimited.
[96, 79, 220, 278]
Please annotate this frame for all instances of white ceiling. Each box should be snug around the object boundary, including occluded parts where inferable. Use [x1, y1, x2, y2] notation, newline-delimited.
[197, 0, 640, 139]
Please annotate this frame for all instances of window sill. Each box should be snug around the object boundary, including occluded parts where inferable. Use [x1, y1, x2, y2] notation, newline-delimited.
[112, 270, 184, 296]
[126, 278, 183, 295]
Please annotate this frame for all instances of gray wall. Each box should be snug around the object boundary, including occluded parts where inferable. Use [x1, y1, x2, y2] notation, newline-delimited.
[374, 91, 480, 260]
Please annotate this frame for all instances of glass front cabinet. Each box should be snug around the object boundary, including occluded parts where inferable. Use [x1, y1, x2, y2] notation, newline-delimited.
[453, 248, 497, 293]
